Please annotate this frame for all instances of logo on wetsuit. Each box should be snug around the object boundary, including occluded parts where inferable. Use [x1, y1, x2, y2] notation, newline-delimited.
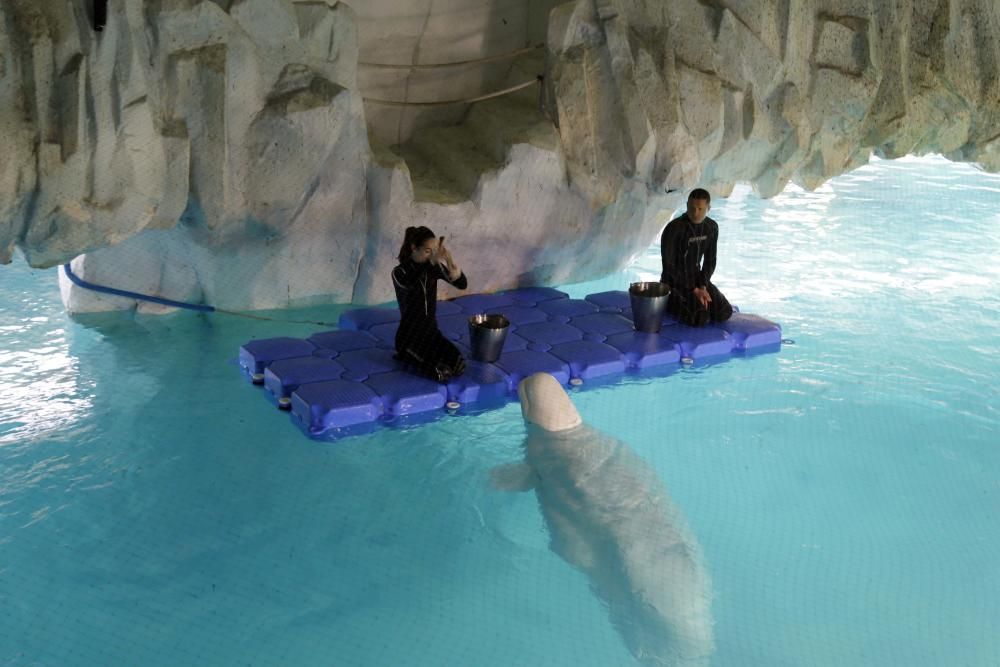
[687, 235, 708, 243]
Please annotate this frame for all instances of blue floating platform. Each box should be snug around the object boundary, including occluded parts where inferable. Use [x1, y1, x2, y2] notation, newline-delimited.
[240, 289, 781, 439]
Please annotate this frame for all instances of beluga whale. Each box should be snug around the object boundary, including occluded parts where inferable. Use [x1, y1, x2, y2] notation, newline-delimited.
[493, 372, 714, 666]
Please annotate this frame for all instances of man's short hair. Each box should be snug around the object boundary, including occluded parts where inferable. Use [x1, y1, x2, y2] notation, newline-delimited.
[688, 188, 711, 203]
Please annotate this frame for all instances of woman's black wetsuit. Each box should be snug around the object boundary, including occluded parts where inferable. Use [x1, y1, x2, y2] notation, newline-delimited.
[391, 259, 468, 381]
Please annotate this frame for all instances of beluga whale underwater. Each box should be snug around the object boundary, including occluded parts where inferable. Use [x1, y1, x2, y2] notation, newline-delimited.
[493, 372, 714, 666]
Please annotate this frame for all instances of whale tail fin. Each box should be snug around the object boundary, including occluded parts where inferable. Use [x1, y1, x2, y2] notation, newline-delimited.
[490, 463, 538, 492]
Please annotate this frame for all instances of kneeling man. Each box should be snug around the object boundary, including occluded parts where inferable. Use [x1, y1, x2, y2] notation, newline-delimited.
[660, 188, 733, 327]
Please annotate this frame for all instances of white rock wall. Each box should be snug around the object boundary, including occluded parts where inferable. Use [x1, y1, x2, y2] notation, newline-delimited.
[0, 0, 997, 313]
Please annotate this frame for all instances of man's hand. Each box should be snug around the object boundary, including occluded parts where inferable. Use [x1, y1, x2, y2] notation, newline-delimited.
[693, 286, 712, 309]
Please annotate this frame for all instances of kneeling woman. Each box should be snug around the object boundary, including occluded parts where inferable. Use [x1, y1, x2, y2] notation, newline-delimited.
[392, 226, 468, 381]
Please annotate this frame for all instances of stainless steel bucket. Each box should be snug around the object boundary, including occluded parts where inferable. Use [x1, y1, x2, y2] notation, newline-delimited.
[468, 313, 510, 363]
[628, 282, 671, 333]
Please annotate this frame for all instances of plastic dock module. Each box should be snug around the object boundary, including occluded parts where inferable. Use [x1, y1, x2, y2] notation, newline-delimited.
[537, 298, 599, 319]
[501, 286, 569, 305]
[604, 331, 681, 369]
[494, 350, 571, 387]
[363, 371, 448, 416]
[585, 290, 631, 312]
[659, 324, 734, 359]
[434, 300, 464, 316]
[515, 321, 584, 349]
[717, 313, 783, 350]
[239, 337, 317, 374]
[337, 348, 402, 381]
[567, 313, 635, 341]
[308, 330, 381, 357]
[239, 289, 782, 439]
[338, 306, 400, 331]
[436, 313, 473, 341]
[451, 292, 516, 313]
[264, 357, 346, 398]
[291, 380, 384, 432]
[549, 340, 627, 380]
[490, 305, 549, 326]
[366, 321, 399, 348]
[446, 361, 511, 404]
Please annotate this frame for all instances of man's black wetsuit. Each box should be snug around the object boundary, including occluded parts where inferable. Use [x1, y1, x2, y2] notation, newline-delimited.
[391, 259, 468, 381]
[659, 213, 733, 327]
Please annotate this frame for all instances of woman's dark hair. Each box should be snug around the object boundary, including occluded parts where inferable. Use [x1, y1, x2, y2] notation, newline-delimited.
[397, 226, 436, 262]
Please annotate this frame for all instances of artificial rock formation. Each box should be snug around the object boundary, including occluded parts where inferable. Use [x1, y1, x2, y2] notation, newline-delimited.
[0, 0, 997, 312]
[548, 0, 1000, 206]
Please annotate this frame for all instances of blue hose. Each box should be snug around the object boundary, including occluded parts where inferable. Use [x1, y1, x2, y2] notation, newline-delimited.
[62, 263, 216, 313]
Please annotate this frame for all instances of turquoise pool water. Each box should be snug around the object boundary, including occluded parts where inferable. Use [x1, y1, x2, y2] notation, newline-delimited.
[1, 156, 997, 666]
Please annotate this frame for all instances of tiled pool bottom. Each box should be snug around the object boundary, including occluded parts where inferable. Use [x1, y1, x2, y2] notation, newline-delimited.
[239, 287, 781, 437]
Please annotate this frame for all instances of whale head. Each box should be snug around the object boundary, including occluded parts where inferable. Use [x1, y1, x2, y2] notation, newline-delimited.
[518, 373, 582, 432]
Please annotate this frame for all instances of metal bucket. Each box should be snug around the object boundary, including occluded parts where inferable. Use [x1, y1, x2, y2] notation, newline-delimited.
[629, 281, 671, 333]
[468, 313, 510, 363]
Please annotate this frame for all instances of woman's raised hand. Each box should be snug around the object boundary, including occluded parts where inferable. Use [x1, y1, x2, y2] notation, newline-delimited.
[436, 240, 461, 280]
